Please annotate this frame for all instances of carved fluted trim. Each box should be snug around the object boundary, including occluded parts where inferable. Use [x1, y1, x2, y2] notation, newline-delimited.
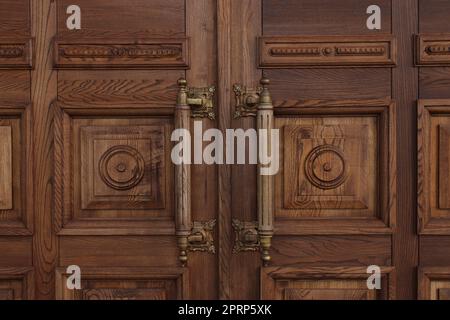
[257, 78, 275, 266]
[175, 79, 192, 266]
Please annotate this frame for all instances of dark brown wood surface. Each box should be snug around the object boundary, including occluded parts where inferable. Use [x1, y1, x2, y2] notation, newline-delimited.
[0, 0, 448, 300]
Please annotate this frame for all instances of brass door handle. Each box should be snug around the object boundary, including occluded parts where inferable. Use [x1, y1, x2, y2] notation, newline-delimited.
[175, 79, 216, 267]
[232, 78, 275, 266]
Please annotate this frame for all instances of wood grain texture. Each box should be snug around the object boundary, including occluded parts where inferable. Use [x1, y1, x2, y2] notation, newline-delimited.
[420, 68, 450, 99]
[56, 267, 188, 300]
[0, 0, 30, 37]
[217, 0, 232, 300]
[271, 236, 391, 267]
[419, 0, 450, 33]
[186, 0, 218, 300]
[261, 266, 395, 300]
[31, 0, 58, 299]
[392, 0, 418, 300]
[265, 69, 391, 103]
[263, 0, 392, 36]
[57, 0, 185, 39]
[0, 71, 30, 104]
[229, 0, 261, 300]
[58, 70, 182, 106]
[420, 236, 450, 267]
[416, 34, 450, 66]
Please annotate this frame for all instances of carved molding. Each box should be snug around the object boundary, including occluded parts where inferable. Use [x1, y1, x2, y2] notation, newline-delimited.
[304, 145, 349, 190]
[54, 38, 189, 69]
[0, 39, 33, 69]
[417, 34, 450, 66]
[259, 35, 396, 68]
[98, 145, 145, 191]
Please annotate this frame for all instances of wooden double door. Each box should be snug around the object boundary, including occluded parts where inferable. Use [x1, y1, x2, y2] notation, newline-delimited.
[1, 0, 450, 300]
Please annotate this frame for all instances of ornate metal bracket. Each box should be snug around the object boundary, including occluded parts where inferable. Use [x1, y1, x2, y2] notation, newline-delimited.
[232, 219, 260, 253]
[187, 220, 216, 254]
[233, 83, 263, 119]
[187, 86, 216, 120]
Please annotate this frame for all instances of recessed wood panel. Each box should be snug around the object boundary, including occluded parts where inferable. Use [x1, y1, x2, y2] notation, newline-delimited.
[0, 105, 32, 235]
[275, 101, 396, 234]
[54, 104, 174, 235]
[0, 268, 34, 300]
[261, 267, 395, 300]
[263, 0, 392, 36]
[54, 39, 189, 69]
[57, 0, 185, 39]
[259, 36, 396, 68]
[418, 100, 450, 234]
[0, 126, 12, 210]
[56, 268, 188, 300]
[419, 267, 450, 300]
[0, 71, 30, 103]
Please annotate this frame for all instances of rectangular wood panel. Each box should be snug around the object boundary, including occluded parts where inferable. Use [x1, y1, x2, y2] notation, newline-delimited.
[419, 267, 450, 300]
[417, 34, 450, 66]
[0, 39, 33, 69]
[56, 268, 188, 300]
[418, 100, 450, 234]
[261, 267, 395, 300]
[54, 39, 189, 69]
[259, 36, 396, 68]
[275, 101, 396, 235]
[0, 126, 12, 210]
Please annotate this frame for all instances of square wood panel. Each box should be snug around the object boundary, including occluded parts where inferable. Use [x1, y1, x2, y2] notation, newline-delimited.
[275, 101, 396, 235]
[0, 268, 34, 300]
[54, 104, 174, 235]
[0, 105, 32, 235]
[419, 267, 450, 300]
[418, 100, 450, 234]
[56, 268, 188, 300]
[261, 267, 395, 300]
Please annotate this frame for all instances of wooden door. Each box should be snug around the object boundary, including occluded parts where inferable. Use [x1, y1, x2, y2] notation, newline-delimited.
[222, 0, 417, 300]
[1, 0, 450, 301]
[0, 0, 218, 300]
[417, 0, 450, 301]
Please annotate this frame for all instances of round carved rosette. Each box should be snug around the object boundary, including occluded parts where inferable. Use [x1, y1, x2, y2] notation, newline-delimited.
[304, 145, 348, 190]
[98, 145, 145, 191]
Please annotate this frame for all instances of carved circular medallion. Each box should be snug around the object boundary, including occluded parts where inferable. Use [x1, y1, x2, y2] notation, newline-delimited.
[304, 145, 348, 190]
[99, 145, 145, 191]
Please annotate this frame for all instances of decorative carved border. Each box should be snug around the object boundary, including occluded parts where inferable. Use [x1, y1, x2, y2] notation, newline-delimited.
[419, 267, 450, 300]
[259, 35, 397, 68]
[275, 100, 396, 235]
[54, 38, 189, 69]
[0, 38, 33, 69]
[261, 266, 396, 300]
[418, 99, 450, 235]
[56, 267, 188, 300]
[416, 34, 450, 66]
